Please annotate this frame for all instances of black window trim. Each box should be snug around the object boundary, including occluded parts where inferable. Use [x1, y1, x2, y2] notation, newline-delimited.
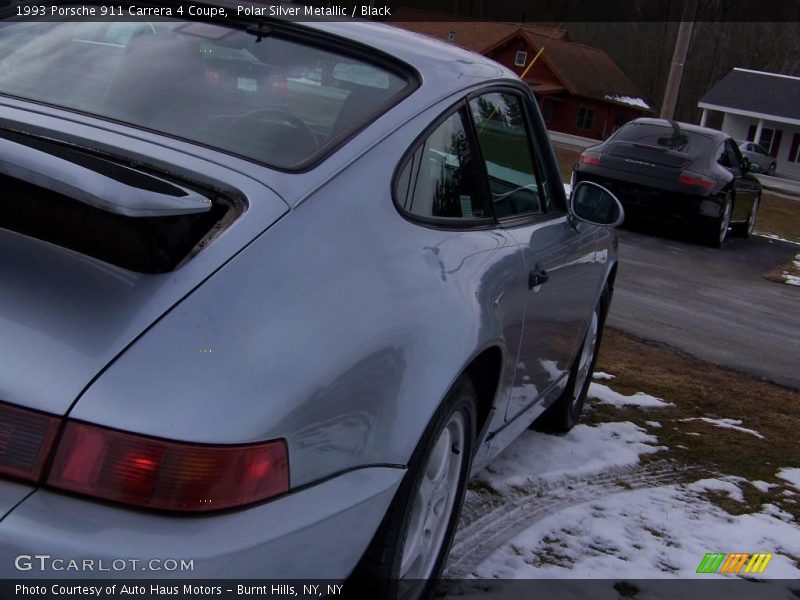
[465, 84, 567, 229]
[391, 99, 496, 231]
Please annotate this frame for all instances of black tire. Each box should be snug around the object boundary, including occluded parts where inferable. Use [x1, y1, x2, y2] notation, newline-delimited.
[533, 292, 607, 433]
[698, 194, 732, 248]
[731, 194, 760, 238]
[351, 377, 477, 600]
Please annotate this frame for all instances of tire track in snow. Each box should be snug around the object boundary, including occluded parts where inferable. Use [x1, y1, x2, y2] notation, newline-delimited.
[445, 460, 698, 577]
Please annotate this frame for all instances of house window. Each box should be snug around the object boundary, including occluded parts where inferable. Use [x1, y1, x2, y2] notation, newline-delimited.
[447, 30, 456, 42]
[514, 51, 528, 67]
[541, 99, 554, 124]
[758, 128, 775, 154]
[576, 106, 594, 130]
[788, 133, 800, 163]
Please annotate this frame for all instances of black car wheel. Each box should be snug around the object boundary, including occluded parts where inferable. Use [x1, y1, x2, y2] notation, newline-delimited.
[700, 194, 732, 248]
[731, 194, 759, 238]
[352, 377, 476, 600]
[533, 290, 607, 433]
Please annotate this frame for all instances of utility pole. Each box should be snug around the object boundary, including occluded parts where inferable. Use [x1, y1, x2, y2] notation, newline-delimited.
[660, 0, 698, 120]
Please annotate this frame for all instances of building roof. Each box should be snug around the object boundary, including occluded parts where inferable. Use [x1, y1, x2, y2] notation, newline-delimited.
[388, 10, 649, 111]
[698, 68, 800, 125]
[388, 7, 569, 53]
[517, 32, 649, 109]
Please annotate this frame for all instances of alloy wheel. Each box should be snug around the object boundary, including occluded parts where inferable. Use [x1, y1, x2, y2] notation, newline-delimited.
[719, 198, 732, 245]
[399, 411, 466, 581]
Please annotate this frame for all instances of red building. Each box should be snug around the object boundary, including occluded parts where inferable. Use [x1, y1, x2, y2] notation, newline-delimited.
[390, 10, 651, 139]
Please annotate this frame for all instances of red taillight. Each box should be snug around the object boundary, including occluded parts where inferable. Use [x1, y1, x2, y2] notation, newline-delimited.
[678, 171, 716, 191]
[579, 154, 601, 166]
[0, 403, 60, 483]
[47, 422, 289, 512]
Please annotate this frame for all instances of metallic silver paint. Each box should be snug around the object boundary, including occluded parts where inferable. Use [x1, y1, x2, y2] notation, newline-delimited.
[0, 17, 617, 577]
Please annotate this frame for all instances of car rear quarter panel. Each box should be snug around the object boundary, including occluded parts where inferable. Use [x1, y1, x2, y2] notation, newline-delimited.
[70, 92, 529, 488]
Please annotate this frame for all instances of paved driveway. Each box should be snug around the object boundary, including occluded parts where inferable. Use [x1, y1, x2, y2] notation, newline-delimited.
[608, 228, 800, 390]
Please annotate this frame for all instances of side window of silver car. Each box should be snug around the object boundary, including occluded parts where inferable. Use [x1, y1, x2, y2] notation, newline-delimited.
[468, 92, 549, 219]
[395, 108, 491, 221]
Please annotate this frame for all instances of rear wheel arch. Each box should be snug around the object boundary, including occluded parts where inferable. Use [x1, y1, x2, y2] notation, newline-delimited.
[463, 345, 503, 445]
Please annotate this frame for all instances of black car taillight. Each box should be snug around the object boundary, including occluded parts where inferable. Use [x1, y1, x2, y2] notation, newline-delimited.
[0, 403, 60, 483]
[579, 153, 601, 166]
[678, 170, 716, 191]
[47, 422, 289, 512]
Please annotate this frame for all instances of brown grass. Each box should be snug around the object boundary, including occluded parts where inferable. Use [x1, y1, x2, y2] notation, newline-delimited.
[755, 192, 800, 243]
[588, 328, 800, 518]
[765, 255, 800, 285]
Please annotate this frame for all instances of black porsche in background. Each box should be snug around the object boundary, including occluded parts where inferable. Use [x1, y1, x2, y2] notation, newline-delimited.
[573, 118, 761, 247]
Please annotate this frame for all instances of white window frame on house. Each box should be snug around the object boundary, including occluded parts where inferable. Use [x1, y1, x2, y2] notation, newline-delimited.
[758, 127, 775, 154]
[514, 50, 528, 67]
[576, 106, 594, 130]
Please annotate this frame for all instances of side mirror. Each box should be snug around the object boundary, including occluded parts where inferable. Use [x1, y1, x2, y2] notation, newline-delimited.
[569, 181, 625, 227]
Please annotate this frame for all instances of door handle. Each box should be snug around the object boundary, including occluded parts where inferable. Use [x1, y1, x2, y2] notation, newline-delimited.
[529, 269, 549, 289]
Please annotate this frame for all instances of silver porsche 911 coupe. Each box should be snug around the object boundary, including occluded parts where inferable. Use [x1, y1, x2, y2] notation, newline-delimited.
[0, 2, 622, 596]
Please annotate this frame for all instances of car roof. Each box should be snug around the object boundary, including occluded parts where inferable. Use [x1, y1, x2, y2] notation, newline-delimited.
[629, 117, 730, 141]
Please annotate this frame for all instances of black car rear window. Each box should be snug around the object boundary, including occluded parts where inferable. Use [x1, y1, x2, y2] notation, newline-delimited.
[614, 123, 713, 156]
[0, 21, 411, 170]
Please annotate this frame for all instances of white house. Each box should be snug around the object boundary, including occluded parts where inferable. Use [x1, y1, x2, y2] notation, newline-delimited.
[698, 68, 800, 178]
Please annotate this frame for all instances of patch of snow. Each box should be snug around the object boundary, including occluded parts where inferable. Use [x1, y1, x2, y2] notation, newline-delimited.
[760, 503, 795, 523]
[539, 359, 561, 381]
[474, 484, 800, 579]
[476, 422, 664, 490]
[645, 420, 662, 428]
[756, 233, 800, 246]
[783, 273, 800, 286]
[777, 468, 800, 491]
[687, 478, 745, 503]
[592, 371, 615, 381]
[679, 417, 764, 439]
[588, 383, 674, 408]
[604, 94, 651, 110]
[752, 480, 778, 493]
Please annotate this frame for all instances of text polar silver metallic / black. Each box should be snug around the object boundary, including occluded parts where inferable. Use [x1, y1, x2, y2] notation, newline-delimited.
[0, 2, 622, 593]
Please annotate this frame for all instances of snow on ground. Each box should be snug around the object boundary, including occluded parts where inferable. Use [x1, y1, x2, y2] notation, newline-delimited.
[460, 381, 799, 585]
[777, 468, 800, 491]
[679, 417, 764, 439]
[645, 420, 662, 428]
[756, 233, 800, 246]
[592, 371, 615, 381]
[687, 477, 746, 503]
[473, 482, 800, 580]
[588, 382, 674, 408]
[752, 480, 778, 493]
[476, 422, 664, 491]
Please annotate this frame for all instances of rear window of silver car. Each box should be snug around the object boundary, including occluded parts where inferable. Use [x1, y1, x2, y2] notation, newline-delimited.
[0, 21, 411, 170]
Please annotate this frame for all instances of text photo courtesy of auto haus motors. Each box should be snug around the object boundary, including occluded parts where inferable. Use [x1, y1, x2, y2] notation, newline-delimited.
[0, 1, 798, 599]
